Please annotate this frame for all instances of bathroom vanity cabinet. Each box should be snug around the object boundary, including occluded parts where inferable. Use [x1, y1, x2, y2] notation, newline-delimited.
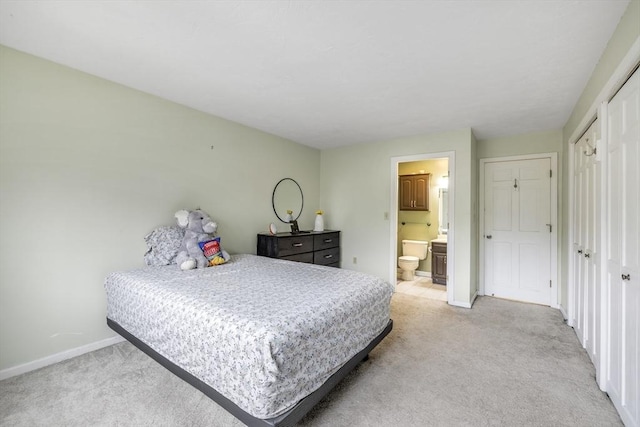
[399, 174, 430, 211]
[431, 241, 447, 285]
[257, 230, 341, 268]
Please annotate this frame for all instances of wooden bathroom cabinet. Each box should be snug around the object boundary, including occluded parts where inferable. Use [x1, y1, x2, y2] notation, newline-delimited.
[431, 241, 447, 285]
[399, 174, 430, 211]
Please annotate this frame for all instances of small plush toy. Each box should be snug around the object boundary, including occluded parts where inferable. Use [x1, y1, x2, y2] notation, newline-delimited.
[174, 209, 230, 270]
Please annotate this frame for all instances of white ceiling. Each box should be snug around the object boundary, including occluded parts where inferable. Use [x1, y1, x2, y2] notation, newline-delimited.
[0, 1, 630, 149]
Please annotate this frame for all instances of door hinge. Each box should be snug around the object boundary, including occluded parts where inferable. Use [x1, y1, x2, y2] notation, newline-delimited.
[550, 280, 552, 288]
[550, 169, 552, 178]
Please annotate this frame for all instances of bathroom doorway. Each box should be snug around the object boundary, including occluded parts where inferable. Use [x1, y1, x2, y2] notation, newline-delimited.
[390, 152, 455, 304]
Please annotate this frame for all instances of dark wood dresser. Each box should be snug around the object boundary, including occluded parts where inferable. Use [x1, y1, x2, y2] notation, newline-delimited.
[431, 241, 447, 285]
[257, 230, 341, 268]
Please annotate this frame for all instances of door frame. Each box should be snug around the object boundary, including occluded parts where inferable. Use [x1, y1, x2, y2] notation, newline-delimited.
[478, 153, 558, 308]
[389, 151, 456, 305]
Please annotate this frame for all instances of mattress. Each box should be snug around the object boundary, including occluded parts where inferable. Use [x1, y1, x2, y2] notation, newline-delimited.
[104, 254, 393, 419]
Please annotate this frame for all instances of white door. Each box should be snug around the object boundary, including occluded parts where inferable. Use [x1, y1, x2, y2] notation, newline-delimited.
[607, 68, 639, 427]
[484, 158, 552, 305]
[573, 134, 586, 343]
[584, 128, 600, 365]
[572, 121, 600, 364]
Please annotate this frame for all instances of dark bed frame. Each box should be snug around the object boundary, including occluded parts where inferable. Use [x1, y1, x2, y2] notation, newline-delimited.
[107, 318, 393, 427]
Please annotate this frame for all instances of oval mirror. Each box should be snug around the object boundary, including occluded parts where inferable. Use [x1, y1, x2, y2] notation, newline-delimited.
[272, 178, 304, 223]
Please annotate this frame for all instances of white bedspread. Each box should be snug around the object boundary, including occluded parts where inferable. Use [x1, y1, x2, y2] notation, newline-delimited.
[104, 254, 393, 419]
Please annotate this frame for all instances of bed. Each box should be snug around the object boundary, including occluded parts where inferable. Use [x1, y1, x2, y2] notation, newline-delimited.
[105, 254, 394, 426]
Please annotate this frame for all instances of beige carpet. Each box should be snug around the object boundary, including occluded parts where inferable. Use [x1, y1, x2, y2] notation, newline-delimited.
[0, 294, 621, 426]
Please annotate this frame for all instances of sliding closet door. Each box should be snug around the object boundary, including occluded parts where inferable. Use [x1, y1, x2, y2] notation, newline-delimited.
[572, 132, 586, 343]
[585, 124, 599, 365]
[572, 121, 600, 365]
[606, 67, 639, 427]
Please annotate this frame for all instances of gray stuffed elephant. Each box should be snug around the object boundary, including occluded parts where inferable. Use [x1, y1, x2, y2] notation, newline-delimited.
[174, 209, 229, 270]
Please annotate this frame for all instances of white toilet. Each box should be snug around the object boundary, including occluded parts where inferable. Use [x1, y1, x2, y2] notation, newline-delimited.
[398, 239, 429, 281]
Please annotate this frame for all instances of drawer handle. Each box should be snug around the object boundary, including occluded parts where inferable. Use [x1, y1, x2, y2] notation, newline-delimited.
[324, 254, 333, 259]
[292, 243, 303, 247]
[323, 239, 333, 243]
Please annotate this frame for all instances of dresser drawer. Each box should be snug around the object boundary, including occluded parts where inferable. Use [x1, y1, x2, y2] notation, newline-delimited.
[314, 232, 340, 251]
[432, 241, 447, 254]
[282, 252, 314, 264]
[277, 235, 314, 257]
[314, 247, 340, 266]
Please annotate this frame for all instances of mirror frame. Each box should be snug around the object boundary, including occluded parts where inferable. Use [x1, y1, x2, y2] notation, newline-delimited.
[438, 187, 449, 235]
[272, 178, 304, 223]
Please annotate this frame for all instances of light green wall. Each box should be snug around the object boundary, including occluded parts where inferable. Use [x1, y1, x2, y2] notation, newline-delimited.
[398, 159, 449, 272]
[320, 128, 477, 306]
[564, 0, 640, 139]
[561, 0, 640, 313]
[0, 45, 321, 371]
[478, 129, 563, 159]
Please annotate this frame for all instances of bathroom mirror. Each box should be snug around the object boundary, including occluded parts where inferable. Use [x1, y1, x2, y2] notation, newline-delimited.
[272, 178, 304, 223]
[438, 188, 449, 235]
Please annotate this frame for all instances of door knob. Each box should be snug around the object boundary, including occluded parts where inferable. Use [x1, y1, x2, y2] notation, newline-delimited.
[622, 274, 631, 281]
[486, 235, 492, 239]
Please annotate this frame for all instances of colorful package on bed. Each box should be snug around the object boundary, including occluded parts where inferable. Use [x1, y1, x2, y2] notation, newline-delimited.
[199, 238, 227, 266]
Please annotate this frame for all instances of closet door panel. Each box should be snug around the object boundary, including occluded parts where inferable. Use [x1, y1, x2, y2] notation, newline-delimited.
[607, 89, 624, 414]
[573, 138, 585, 342]
[607, 67, 639, 427]
[572, 123, 598, 350]
[620, 71, 639, 427]
[622, 96, 639, 276]
[585, 136, 598, 362]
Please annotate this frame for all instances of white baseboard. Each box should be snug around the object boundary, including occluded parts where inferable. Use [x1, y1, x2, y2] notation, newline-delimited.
[449, 300, 472, 308]
[470, 290, 478, 307]
[0, 335, 125, 381]
[448, 291, 477, 309]
[558, 304, 569, 321]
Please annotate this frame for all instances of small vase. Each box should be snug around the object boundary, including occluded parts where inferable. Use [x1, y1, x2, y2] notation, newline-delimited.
[314, 214, 324, 232]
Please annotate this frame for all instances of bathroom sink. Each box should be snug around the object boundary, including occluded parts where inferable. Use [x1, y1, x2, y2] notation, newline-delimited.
[432, 237, 447, 243]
